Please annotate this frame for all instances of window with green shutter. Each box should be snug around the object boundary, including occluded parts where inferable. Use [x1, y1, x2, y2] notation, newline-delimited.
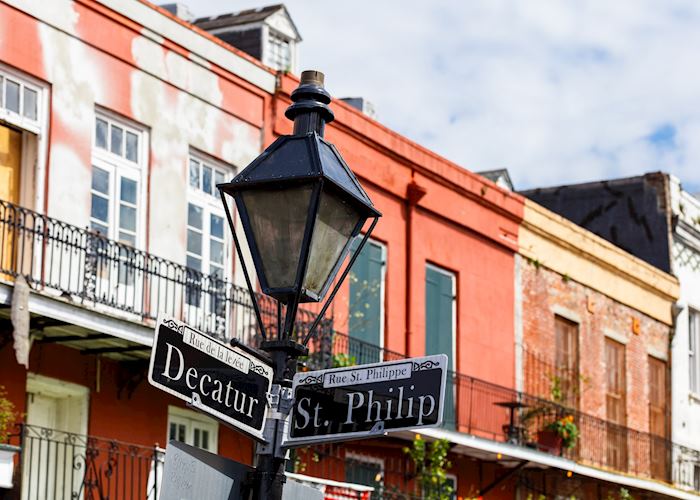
[425, 264, 455, 429]
[348, 239, 385, 364]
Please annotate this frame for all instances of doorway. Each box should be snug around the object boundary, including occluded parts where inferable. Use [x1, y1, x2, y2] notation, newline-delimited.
[22, 374, 89, 500]
[0, 123, 21, 279]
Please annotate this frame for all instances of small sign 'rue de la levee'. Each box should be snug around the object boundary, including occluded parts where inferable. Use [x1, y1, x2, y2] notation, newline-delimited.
[284, 354, 448, 446]
[148, 317, 273, 441]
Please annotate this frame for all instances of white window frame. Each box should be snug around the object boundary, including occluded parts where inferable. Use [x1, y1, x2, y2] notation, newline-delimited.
[690, 309, 700, 395]
[0, 63, 49, 214]
[266, 29, 292, 71]
[186, 151, 233, 278]
[91, 110, 148, 248]
[0, 65, 44, 135]
[166, 406, 218, 453]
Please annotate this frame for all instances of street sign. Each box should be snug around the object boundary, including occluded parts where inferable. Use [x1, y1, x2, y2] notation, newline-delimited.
[284, 354, 448, 446]
[160, 440, 254, 500]
[148, 316, 273, 442]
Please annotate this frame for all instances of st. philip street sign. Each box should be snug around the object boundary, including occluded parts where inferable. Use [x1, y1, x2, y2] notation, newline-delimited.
[148, 316, 273, 441]
[284, 354, 448, 446]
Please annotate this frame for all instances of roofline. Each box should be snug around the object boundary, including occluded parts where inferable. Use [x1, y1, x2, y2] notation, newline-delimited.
[520, 171, 667, 195]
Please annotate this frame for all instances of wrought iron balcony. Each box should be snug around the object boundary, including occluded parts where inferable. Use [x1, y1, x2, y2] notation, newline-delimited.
[303, 329, 700, 493]
[0, 199, 322, 344]
[4, 424, 164, 500]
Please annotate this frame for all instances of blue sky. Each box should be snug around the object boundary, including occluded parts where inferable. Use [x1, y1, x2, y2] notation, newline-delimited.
[191, 0, 700, 194]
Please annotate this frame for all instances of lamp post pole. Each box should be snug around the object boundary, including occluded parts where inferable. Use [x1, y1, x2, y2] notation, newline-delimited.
[218, 70, 381, 499]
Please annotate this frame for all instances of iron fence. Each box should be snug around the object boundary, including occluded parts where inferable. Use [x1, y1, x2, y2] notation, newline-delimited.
[7, 424, 164, 500]
[0, 199, 321, 343]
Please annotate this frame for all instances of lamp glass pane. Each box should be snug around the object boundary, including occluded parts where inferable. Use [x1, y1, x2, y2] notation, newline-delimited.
[303, 189, 362, 297]
[241, 184, 313, 289]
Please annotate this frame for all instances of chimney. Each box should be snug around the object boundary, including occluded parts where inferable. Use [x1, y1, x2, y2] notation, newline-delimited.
[160, 2, 194, 22]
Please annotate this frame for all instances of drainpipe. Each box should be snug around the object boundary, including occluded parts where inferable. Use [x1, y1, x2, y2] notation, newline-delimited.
[405, 179, 426, 356]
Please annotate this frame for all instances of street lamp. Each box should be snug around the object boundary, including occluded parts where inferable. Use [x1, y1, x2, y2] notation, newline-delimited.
[218, 70, 381, 497]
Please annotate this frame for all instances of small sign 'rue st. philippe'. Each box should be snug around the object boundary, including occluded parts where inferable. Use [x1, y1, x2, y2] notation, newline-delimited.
[285, 354, 448, 446]
[148, 317, 273, 441]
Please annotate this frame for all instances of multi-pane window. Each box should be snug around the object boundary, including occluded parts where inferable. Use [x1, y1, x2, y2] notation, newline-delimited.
[0, 67, 42, 132]
[554, 316, 579, 408]
[95, 115, 140, 163]
[90, 113, 146, 289]
[90, 112, 144, 245]
[268, 32, 291, 71]
[167, 407, 218, 453]
[189, 156, 227, 197]
[185, 153, 232, 317]
[690, 309, 700, 393]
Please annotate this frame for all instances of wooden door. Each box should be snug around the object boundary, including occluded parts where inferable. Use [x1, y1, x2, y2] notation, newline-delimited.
[554, 316, 579, 408]
[649, 356, 669, 480]
[605, 338, 627, 470]
[0, 123, 21, 278]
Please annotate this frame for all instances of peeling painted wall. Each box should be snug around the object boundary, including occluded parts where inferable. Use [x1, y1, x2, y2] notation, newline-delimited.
[0, 0, 264, 266]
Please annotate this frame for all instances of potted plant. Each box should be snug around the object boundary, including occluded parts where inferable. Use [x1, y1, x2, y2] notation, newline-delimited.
[0, 385, 18, 489]
[542, 414, 579, 452]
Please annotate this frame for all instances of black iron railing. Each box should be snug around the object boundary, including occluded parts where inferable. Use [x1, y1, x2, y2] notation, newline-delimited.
[0, 199, 322, 343]
[7, 424, 163, 500]
[302, 333, 700, 492]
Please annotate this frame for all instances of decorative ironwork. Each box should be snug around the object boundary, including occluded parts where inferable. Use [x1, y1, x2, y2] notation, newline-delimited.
[297, 374, 324, 385]
[412, 360, 440, 371]
[13, 424, 164, 500]
[0, 199, 321, 345]
[674, 240, 700, 272]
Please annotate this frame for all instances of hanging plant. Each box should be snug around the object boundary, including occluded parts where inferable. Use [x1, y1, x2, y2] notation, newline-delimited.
[546, 415, 579, 450]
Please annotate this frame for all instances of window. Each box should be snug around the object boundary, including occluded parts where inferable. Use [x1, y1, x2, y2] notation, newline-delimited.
[90, 112, 145, 244]
[425, 264, 456, 429]
[94, 114, 141, 164]
[189, 156, 227, 197]
[345, 454, 383, 499]
[185, 153, 233, 334]
[694, 465, 700, 492]
[348, 239, 385, 364]
[690, 309, 700, 393]
[267, 32, 291, 71]
[554, 315, 579, 408]
[0, 68, 41, 130]
[167, 406, 218, 453]
[605, 338, 627, 469]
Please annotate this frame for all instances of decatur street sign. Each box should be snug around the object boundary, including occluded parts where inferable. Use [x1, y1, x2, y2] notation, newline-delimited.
[148, 316, 273, 441]
[284, 354, 448, 446]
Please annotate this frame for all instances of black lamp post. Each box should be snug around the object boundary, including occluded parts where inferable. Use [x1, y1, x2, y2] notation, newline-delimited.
[218, 70, 381, 498]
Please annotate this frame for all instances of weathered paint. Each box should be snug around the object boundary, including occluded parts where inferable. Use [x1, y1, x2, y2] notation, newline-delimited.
[519, 199, 679, 325]
[274, 72, 525, 387]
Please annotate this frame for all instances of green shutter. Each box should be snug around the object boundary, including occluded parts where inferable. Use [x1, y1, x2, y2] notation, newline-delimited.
[349, 240, 384, 364]
[425, 265, 455, 429]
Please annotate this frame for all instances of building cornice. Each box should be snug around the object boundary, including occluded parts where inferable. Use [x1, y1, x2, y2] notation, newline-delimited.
[520, 199, 679, 325]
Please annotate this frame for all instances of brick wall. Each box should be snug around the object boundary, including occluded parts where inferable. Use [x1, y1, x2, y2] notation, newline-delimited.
[521, 260, 670, 434]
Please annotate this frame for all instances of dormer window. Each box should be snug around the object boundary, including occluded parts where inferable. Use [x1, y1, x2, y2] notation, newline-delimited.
[267, 32, 291, 71]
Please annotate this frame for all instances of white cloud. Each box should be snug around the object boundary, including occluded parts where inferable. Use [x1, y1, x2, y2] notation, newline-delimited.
[193, 0, 700, 193]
